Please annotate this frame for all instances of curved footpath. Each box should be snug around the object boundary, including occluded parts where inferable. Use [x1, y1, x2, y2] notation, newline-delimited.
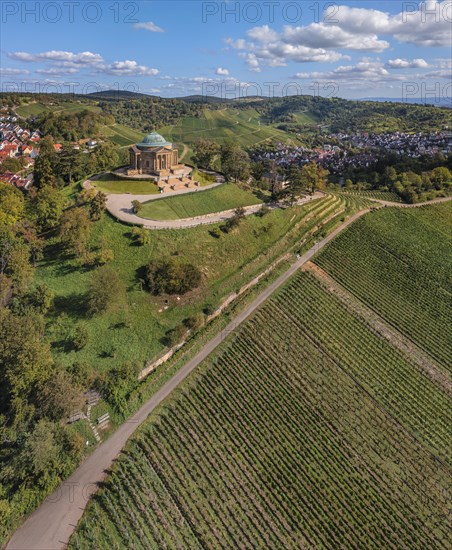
[7, 196, 451, 550]
[84, 177, 323, 229]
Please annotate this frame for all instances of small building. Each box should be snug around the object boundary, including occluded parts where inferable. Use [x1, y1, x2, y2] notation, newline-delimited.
[129, 132, 180, 177]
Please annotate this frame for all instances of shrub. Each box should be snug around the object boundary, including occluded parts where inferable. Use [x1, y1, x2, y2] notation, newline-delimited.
[72, 325, 89, 351]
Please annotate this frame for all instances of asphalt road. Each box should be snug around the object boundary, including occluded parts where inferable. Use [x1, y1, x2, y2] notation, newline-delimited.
[7, 196, 451, 549]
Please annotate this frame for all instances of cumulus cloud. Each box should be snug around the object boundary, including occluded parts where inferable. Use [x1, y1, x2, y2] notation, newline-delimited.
[386, 58, 429, 69]
[6, 50, 160, 78]
[8, 50, 103, 65]
[295, 60, 404, 82]
[134, 21, 164, 33]
[95, 60, 159, 77]
[215, 67, 230, 76]
[227, 1, 450, 72]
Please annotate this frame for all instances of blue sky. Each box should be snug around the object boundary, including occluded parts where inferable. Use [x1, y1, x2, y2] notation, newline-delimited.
[1, 1, 450, 99]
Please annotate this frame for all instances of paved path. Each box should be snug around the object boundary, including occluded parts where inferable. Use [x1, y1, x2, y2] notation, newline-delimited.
[7, 196, 451, 550]
[106, 191, 324, 229]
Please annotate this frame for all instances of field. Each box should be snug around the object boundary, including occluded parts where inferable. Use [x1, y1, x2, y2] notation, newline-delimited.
[338, 189, 403, 202]
[90, 175, 160, 195]
[71, 248, 451, 548]
[159, 108, 300, 162]
[316, 203, 452, 371]
[36, 190, 345, 376]
[15, 101, 101, 118]
[139, 184, 264, 220]
[100, 123, 144, 146]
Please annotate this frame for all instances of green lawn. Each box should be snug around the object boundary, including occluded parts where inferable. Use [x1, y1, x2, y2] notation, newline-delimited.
[140, 184, 264, 220]
[91, 176, 160, 195]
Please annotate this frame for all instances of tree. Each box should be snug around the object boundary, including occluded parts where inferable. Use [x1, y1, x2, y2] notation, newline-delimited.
[192, 139, 220, 169]
[72, 325, 89, 351]
[58, 207, 92, 258]
[0, 182, 25, 227]
[299, 162, 329, 195]
[431, 167, 451, 189]
[33, 186, 67, 230]
[0, 227, 33, 293]
[131, 200, 142, 214]
[146, 258, 202, 295]
[0, 309, 53, 425]
[33, 137, 57, 188]
[89, 191, 107, 221]
[39, 369, 84, 420]
[131, 227, 150, 246]
[220, 142, 250, 182]
[87, 265, 124, 314]
[27, 283, 54, 314]
[0, 157, 22, 175]
[57, 145, 84, 183]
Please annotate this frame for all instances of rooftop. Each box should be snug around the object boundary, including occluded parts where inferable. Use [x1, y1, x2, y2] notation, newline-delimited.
[137, 131, 172, 149]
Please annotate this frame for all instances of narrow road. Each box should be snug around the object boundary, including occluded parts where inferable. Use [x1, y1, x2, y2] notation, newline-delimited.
[7, 196, 451, 550]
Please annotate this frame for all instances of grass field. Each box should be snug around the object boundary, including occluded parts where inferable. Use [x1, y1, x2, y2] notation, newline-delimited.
[140, 184, 264, 220]
[316, 203, 452, 371]
[36, 190, 344, 376]
[90, 175, 160, 195]
[71, 260, 451, 548]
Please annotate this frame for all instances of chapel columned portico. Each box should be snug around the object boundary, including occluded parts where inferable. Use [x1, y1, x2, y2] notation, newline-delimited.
[127, 132, 198, 191]
[128, 132, 182, 177]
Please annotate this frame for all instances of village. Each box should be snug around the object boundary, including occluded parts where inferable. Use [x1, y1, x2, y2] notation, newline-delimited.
[252, 130, 452, 174]
[0, 115, 100, 190]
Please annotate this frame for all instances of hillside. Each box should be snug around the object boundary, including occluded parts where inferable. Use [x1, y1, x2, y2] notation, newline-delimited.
[71, 202, 452, 549]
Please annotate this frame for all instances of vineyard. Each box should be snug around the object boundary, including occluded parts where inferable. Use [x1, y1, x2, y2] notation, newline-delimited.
[315, 203, 452, 371]
[71, 263, 451, 548]
[338, 189, 403, 203]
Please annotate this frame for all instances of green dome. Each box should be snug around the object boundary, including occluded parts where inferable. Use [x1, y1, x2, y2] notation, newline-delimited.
[137, 132, 172, 149]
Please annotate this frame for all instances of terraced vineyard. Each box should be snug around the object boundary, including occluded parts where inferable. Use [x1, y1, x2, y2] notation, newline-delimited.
[71, 205, 451, 549]
[339, 189, 403, 202]
[316, 203, 452, 371]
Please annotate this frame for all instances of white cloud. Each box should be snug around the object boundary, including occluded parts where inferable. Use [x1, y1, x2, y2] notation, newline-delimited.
[134, 21, 164, 33]
[95, 60, 159, 77]
[36, 67, 80, 76]
[0, 67, 30, 75]
[215, 67, 230, 76]
[8, 50, 103, 65]
[386, 58, 429, 69]
[295, 60, 404, 82]
[226, 1, 450, 72]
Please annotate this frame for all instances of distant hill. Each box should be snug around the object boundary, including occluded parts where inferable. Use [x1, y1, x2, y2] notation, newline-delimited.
[178, 95, 228, 104]
[361, 97, 452, 108]
[87, 90, 152, 100]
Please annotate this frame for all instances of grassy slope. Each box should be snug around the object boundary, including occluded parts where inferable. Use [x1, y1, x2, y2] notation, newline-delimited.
[316, 202, 452, 370]
[35, 192, 339, 374]
[91, 176, 160, 195]
[159, 108, 300, 162]
[15, 102, 101, 118]
[140, 184, 263, 220]
[71, 208, 451, 547]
